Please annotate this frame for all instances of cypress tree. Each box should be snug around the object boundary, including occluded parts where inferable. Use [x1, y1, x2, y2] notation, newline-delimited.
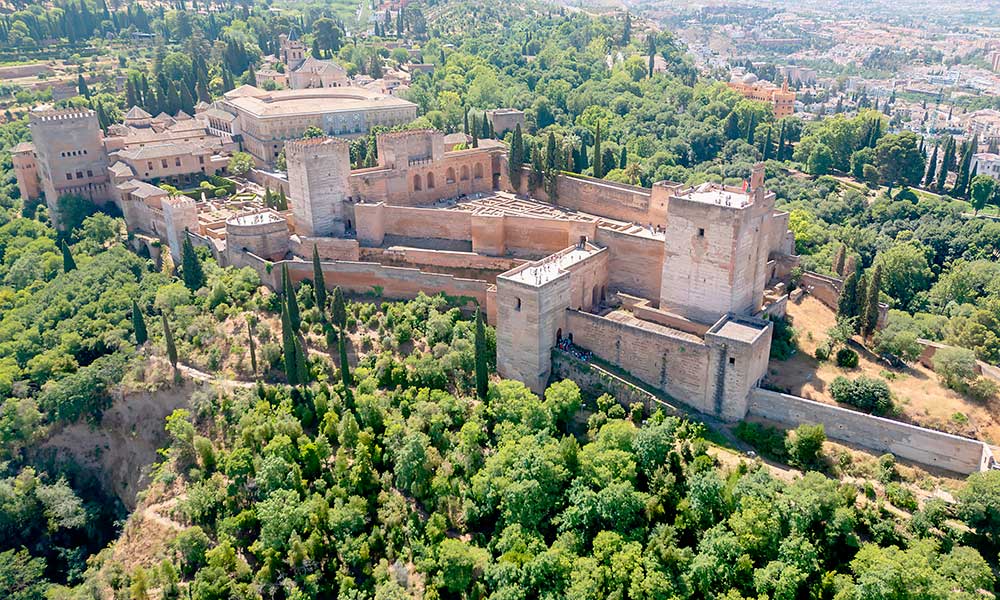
[181, 236, 204, 290]
[294, 336, 309, 386]
[509, 124, 524, 190]
[619, 146, 627, 170]
[776, 122, 786, 161]
[332, 287, 347, 331]
[132, 300, 148, 345]
[281, 302, 298, 385]
[77, 74, 90, 99]
[861, 264, 882, 339]
[647, 36, 656, 78]
[592, 121, 603, 178]
[61, 240, 77, 272]
[312, 245, 326, 314]
[936, 136, 953, 192]
[247, 318, 258, 376]
[853, 271, 868, 333]
[546, 131, 558, 171]
[762, 127, 772, 160]
[282, 264, 301, 331]
[724, 111, 741, 140]
[463, 107, 469, 135]
[338, 332, 351, 392]
[471, 115, 478, 148]
[162, 312, 178, 371]
[838, 267, 860, 320]
[474, 308, 488, 400]
[745, 113, 755, 145]
[832, 245, 846, 276]
[924, 142, 938, 188]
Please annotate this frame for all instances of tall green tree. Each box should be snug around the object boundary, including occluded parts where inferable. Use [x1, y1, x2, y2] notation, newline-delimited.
[294, 336, 309, 386]
[923, 142, 938, 187]
[61, 239, 77, 272]
[162, 312, 178, 371]
[936, 136, 954, 192]
[861, 264, 882, 339]
[474, 308, 488, 400]
[247, 318, 257, 376]
[970, 175, 996, 215]
[282, 264, 301, 331]
[132, 299, 148, 345]
[592, 122, 602, 178]
[281, 302, 298, 386]
[331, 287, 347, 330]
[312, 245, 326, 314]
[181, 236, 204, 290]
[509, 124, 524, 190]
[838, 263, 860, 320]
[338, 332, 351, 394]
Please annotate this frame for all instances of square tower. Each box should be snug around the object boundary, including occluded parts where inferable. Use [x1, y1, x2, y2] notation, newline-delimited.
[28, 108, 112, 224]
[659, 163, 774, 324]
[286, 137, 352, 237]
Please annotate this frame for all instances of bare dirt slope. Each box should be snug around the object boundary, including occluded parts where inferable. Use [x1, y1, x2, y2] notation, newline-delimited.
[766, 295, 1000, 444]
[33, 378, 199, 510]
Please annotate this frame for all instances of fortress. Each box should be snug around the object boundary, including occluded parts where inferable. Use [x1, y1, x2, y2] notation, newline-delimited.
[19, 116, 995, 473]
[94, 128, 799, 422]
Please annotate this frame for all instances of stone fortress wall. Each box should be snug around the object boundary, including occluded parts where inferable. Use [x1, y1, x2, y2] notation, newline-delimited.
[749, 388, 993, 474]
[115, 121, 996, 475]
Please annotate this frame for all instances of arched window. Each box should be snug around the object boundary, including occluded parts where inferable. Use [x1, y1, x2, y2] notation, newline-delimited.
[446, 167, 456, 183]
[413, 173, 422, 191]
[427, 171, 435, 189]
[460, 165, 470, 181]
[474, 163, 484, 179]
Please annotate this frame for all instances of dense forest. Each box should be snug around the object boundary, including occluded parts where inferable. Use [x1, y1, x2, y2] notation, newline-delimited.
[1, 0, 1000, 598]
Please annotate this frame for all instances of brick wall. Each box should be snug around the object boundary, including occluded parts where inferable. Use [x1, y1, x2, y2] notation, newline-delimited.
[551, 350, 683, 417]
[748, 388, 993, 474]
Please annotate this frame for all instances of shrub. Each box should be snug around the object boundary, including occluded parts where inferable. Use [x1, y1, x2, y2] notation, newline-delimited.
[769, 317, 797, 360]
[815, 344, 830, 361]
[734, 421, 787, 460]
[933, 347, 977, 390]
[785, 423, 826, 470]
[836, 348, 859, 368]
[830, 376, 893, 415]
[966, 377, 998, 403]
[885, 482, 918, 512]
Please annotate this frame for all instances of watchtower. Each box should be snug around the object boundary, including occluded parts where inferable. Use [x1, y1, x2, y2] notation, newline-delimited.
[659, 163, 774, 324]
[286, 137, 352, 237]
[28, 108, 111, 224]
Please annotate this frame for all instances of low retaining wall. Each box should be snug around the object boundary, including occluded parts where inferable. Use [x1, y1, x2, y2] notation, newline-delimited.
[748, 388, 993, 474]
[551, 350, 681, 417]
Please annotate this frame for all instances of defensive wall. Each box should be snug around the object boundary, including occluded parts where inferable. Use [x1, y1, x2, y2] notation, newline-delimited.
[231, 250, 489, 308]
[594, 227, 664, 300]
[563, 309, 712, 410]
[518, 169, 667, 225]
[550, 349, 683, 417]
[747, 388, 994, 474]
[355, 201, 599, 257]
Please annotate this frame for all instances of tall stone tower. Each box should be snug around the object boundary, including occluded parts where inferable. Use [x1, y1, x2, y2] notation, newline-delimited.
[279, 32, 307, 71]
[285, 137, 352, 237]
[496, 259, 572, 394]
[658, 163, 774, 324]
[28, 108, 111, 224]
